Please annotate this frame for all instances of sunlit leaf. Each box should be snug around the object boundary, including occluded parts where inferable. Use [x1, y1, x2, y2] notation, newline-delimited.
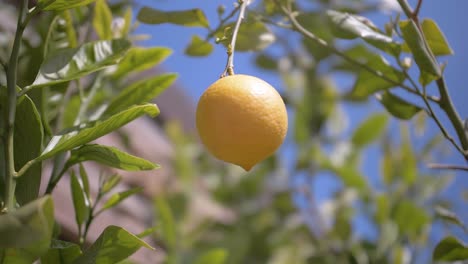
[421, 19, 453, 56]
[101, 187, 143, 212]
[194, 248, 228, 264]
[112, 47, 172, 79]
[434, 206, 468, 232]
[327, 10, 400, 55]
[101, 174, 122, 194]
[399, 19, 441, 77]
[216, 21, 275, 52]
[104, 73, 176, 116]
[377, 91, 422, 120]
[394, 200, 430, 239]
[72, 226, 153, 264]
[255, 54, 277, 70]
[137, 7, 210, 28]
[68, 144, 158, 171]
[93, 0, 113, 40]
[351, 113, 388, 148]
[39, 104, 159, 161]
[185, 35, 214, 57]
[39, 0, 97, 11]
[29, 39, 131, 89]
[433, 236, 468, 261]
[155, 196, 177, 259]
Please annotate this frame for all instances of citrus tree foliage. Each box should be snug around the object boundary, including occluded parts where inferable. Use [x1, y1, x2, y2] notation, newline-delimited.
[137, 0, 468, 263]
[0, 0, 174, 263]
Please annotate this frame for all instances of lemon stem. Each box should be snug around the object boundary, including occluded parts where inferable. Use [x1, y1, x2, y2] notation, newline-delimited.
[221, 0, 249, 77]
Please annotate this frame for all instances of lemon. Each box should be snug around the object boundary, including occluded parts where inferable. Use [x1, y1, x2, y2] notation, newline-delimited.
[196, 74, 288, 171]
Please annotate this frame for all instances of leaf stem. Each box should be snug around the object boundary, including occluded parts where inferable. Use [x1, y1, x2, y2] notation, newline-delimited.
[2, 0, 28, 213]
[428, 163, 468, 172]
[221, 0, 249, 77]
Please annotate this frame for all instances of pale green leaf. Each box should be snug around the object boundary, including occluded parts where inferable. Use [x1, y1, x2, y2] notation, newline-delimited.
[185, 35, 213, 57]
[101, 187, 143, 211]
[433, 236, 468, 261]
[351, 113, 389, 148]
[93, 0, 113, 40]
[194, 248, 228, 264]
[112, 47, 172, 79]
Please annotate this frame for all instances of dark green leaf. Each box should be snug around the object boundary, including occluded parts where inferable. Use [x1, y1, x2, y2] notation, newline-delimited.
[72, 226, 153, 264]
[421, 19, 453, 56]
[101, 174, 122, 194]
[39, 0, 97, 11]
[347, 56, 405, 101]
[93, 0, 113, 40]
[14, 94, 43, 205]
[194, 248, 228, 264]
[112, 47, 172, 79]
[104, 74, 176, 116]
[327, 10, 400, 55]
[68, 144, 158, 171]
[255, 54, 277, 70]
[70, 170, 90, 226]
[44, 11, 78, 58]
[101, 187, 143, 211]
[122, 8, 133, 37]
[41, 240, 82, 264]
[377, 91, 423, 120]
[137, 226, 158, 238]
[351, 113, 388, 148]
[333, 165, 367, 191]
[433, 236, 468, 261]
[185, 35, 214, 57]
[137, 7, 209, 28]
[29, 39, 131, 89]
[39, 104, 159, 161]
[0, 196, 54, 250]
[399, 19, 441, 77]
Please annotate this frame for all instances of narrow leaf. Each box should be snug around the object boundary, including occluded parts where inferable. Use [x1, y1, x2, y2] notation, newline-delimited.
[421, 19, 453, 56]
[377, 91, 422, 120]
[399, 20, 441, 77]
[68, 144, 159, 171]
[72, 226, 153, 264]
[137, 7, 210, 28]
[185, 35, 214, 57]
[101, 187, 143, 211]
[112, 47, 172, 79]
[351, 113, 388, 148]
[433, 236, 468, 261]
[104, 74, 176, 116]
[101, 174, 122, 194]
[41, 240, 82, 264]
[70, 171, 90, 226]
[14, 94, 43, 205]
[39, 0, 97, 11]
[39, 104, 159, 161]
[29, 39, 131, 89]
[435, 206, 468, 231]
[93, 0, 113, 40]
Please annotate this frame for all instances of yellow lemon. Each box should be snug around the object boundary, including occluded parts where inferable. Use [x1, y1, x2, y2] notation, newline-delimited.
[196, 74, 288, 171]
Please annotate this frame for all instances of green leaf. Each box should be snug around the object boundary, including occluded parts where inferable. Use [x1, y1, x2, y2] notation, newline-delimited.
[72, 226, 153, 264]
[351, 113, 389, 148]
[79, 164, 90, 199]
[394, 200, 430, 239]
[39, 0, 97, 11]
[13, 94, 43, 205]
[39, 104, 159, 161]
[104, 74, 176, 116]
[348, 56, 405, 101]
[255, 54, 277, 70]
[399, 19, 441, 77]
[333, 165, 368, 191]
[101, 174, 122, 194]
[0, 196, 54, 251]
[137, 7, 209, 28]
[433, 236, 468, 261]
[44, 11, 78, 58]
[112, 47, 172, 79]
[68, 144, 158, 171]
[194, 248, 228, 264]
[137, 226, 158, 238]
[29, 39, 131, 89]
[93, 0, 113, 40]
[155, 196, 176, 252]
[101, 187, 143, 212]
[421, 19, 453, 56]
[70, 170, 90, 226]
[216, 21, 275, 52]
[185, 35, 214, 57]
[41, 240, 82, 264]
[377, 91, 423, 120]
[327, 10, 400, 55]
[434, 206, 468, 232]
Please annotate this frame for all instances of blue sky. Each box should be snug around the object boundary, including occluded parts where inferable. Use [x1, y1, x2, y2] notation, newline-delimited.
[135, 0, 468, 251]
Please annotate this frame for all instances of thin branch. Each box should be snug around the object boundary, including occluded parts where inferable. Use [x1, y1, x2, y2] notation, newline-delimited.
[413, 0, 423, 19]
[274, 1, 418, 95]
[206, 4, 241, 41]
[221, 0, 249, 77]
[428, 163, 468, 172]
